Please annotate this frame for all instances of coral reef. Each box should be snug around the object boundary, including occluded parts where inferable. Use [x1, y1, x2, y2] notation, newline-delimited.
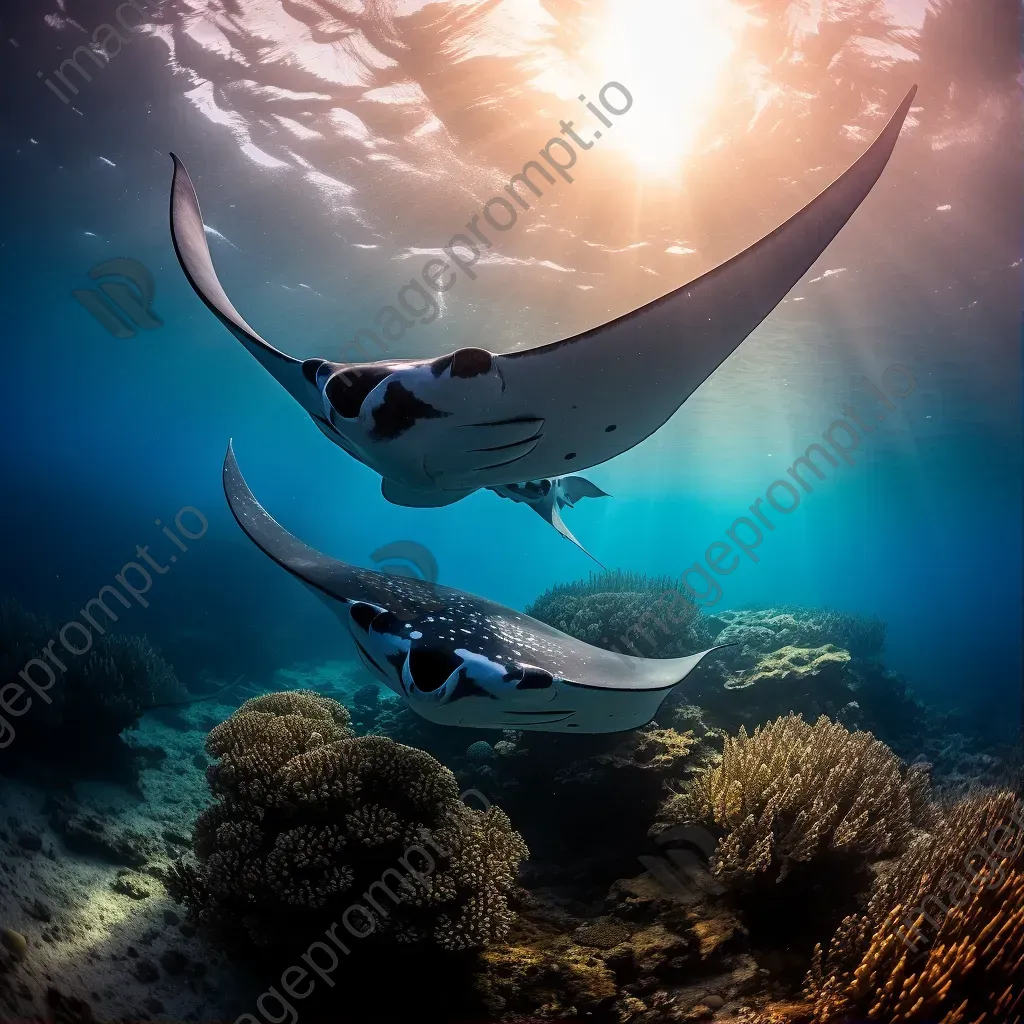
[168, 691, 528, 953]
[660, 715, 933, 885]
[714, 608, 886, 661]
[0, 599, 186, 780]
[802, 787, 1024, 1024]
[526, 570, 715, 658]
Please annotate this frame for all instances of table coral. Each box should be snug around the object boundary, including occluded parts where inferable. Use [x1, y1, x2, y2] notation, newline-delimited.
[660, 714, 933, 884]
[169, 690, 528, 952]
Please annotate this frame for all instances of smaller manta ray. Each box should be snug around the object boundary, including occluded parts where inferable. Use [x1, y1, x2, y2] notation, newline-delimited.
[223, 442, 725, 733]
[488, 476, 611, 567]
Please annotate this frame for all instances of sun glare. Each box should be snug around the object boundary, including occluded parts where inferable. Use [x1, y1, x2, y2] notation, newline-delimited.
[581, 0, 746, 179]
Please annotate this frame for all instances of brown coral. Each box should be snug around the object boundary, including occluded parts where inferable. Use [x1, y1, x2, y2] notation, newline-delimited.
[169, 690, 528, 952]
[805, 788, 1024, 1023]
[661, 714, 932, 884]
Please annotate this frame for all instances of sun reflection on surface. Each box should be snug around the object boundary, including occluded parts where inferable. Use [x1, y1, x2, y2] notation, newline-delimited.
[580, 0, 748, 179]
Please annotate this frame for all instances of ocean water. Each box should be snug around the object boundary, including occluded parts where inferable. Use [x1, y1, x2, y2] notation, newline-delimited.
[0, 0, 1021, 1021]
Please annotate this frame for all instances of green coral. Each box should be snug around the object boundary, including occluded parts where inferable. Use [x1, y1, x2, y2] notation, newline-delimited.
[170, 690, 529, 952]
[717, 607, 886, 660]
[730, 645, 851, 689]
[526, 570, 714, 657]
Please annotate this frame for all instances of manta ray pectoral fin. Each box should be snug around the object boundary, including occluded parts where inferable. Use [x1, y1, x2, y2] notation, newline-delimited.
[381, 478, 475, 507]
[576, 642, 734, 692]
[495, 87, 918, 481]
[169, 154, 316, 412]
[561, 475, 612, 504]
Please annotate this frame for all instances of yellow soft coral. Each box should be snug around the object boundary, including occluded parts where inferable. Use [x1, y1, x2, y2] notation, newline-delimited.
[661, 714, 932, 884]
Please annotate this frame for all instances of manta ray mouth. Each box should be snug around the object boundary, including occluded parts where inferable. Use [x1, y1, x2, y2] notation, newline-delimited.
[463, 710, 576, 728]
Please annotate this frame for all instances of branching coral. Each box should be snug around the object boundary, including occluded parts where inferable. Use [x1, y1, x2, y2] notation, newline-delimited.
[661, 714, 933, 884]
[526, 570, 714, 657]
[805, 788, 1024, 1023]
[169, 690, 528, 952]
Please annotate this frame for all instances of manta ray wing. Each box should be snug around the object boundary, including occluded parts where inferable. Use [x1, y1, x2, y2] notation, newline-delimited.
[169, 155, 317, 410]
[448, 86, 918, 489]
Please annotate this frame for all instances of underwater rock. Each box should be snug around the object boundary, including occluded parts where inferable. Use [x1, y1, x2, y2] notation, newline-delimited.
[168, 690, 528, 952]
[1, 927, 27, 959]
[15, 828, 42, 852]
[26, 898, 52, 922]
[132, 959, 159, 983]
[658, 714, 934, 886]
[111, 871, 156, 900]
[158, 949, 189, 975]
[54, 812, 159, 869]
[573, 918, 632, 950]
[475, 942, 619, 1018]
[46, 987, 96, 1024]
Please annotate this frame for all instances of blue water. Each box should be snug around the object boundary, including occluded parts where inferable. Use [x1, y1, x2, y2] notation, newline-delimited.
[0, 0, 1020, 737]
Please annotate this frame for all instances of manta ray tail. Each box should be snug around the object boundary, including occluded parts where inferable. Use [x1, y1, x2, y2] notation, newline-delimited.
[169, 155, 313, 410]
[546, 499, 607, 570]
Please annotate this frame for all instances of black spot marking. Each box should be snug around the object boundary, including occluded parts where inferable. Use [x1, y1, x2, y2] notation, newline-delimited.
[605, 424, 617, 432]
[326, 366, 393, 419]
[451, 670, 500, 702]
[540, 479, 552, 495]
[564, 452, 577, 460]
[370, 380, 450, 441]
[408, 645, 462, 693]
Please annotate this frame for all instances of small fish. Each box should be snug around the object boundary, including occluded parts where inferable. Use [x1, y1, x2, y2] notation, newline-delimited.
[222, 442, 726, 734]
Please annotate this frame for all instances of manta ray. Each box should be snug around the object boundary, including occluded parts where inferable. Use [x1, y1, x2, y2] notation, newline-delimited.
[488, 475, 611, 567]
[222, 442, 724, 733]
[169, 86, 916, 511]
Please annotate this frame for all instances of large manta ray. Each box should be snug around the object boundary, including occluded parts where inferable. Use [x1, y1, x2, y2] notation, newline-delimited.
[170, 87, 916, 511]
[223, 442, 724, 733]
